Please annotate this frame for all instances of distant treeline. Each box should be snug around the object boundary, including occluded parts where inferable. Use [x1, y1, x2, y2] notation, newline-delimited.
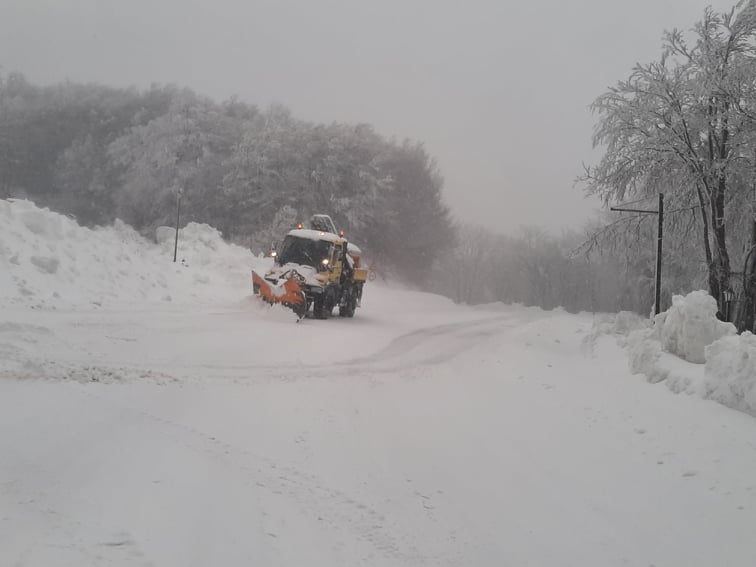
[0, 72, 453, 284]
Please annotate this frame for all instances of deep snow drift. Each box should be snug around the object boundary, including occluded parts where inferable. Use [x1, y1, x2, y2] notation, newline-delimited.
[705, 332, 756, 414]
[657, 290, 736, 364]
[618, 290, 756, 416]
[2, 200, 756, 567]
[0, 198, 268, 309]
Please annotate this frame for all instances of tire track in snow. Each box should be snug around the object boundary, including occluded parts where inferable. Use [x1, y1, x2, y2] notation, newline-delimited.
[336, 314, 527, 371]
[181, 312, 538, 382]
[3, 309, 544, 385]
[74, 385, 430, 565]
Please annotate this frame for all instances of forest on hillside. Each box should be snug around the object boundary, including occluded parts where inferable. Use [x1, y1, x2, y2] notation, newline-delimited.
[0, 74, 453, 285]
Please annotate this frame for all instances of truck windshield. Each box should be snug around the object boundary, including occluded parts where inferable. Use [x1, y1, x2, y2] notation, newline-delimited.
[277, 236, 331, 267]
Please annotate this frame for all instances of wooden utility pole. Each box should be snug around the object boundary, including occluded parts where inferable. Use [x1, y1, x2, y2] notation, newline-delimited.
[655, 193, 664, 316]
[737, 152, 756, 332]
[173, 190, 181, 263]
[611, 193, 664, 316]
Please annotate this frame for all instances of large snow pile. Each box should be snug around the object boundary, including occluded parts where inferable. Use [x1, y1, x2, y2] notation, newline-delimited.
[658, 290, 735, 363]
[581, 311, 649, 358]
[590, 310, 698, 388]
[0, 199, 268, 309]
[626, 291, 734, 380]
[704, 332, 756, 415]
[622, 290, 756, 415]
[625, 325, 703, 391]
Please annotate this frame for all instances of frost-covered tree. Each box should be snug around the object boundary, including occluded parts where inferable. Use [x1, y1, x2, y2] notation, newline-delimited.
[584, 2, 756, 326]
[375, 141, 455, 285]
[108, 91, 244, 232]
[0, 74, 455, 286]
[55, 135, 113, 224]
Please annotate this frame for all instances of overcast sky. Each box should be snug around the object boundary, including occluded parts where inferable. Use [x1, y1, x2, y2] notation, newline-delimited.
[0, 0, 739, 233]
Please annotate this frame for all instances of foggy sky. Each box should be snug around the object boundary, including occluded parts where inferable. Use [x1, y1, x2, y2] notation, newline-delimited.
[0, 0, 738, 233]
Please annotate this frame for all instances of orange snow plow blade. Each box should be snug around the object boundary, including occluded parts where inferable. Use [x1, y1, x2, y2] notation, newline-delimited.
[252, 271, 305, 306]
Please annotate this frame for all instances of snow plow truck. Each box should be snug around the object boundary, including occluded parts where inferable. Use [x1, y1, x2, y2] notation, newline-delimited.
[252, 215, 368, 319]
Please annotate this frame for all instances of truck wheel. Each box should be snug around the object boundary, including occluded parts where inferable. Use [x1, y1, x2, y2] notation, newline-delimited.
[339, 294, 357, 318]
[313, 295, 328, 319]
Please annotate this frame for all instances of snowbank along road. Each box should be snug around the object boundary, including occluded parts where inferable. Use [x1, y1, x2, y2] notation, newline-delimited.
[2, 200, 756, 566]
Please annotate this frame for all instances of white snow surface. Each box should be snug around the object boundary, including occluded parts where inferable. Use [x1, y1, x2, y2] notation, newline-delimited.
[3, 200, 756, 566]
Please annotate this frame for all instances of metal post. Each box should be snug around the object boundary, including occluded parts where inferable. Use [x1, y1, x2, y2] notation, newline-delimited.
[655, 193, 664, 315]
[173, 191, 181, 263]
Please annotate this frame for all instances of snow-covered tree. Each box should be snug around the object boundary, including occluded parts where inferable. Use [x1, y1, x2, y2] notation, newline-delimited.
[0, 74, 455, 286]
[584, 2, 756, 326]
[108, 91, 243, 232]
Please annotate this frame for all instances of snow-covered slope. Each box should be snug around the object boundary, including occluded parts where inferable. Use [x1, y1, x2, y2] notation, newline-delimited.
[0, 199, 267, 309]
[2, 200, 756, 567]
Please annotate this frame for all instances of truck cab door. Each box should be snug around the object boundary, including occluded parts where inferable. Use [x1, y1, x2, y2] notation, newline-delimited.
[329, 244, 343, 283]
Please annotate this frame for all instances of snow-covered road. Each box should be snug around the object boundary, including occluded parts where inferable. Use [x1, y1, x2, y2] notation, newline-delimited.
[2, 201, 756, 566]
[3, 287, 756, 567]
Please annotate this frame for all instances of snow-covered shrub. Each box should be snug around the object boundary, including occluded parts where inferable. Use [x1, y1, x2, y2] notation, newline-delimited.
[627, 328, 667, 383]
[586, 311, 649, 338]
[583, 311, 651, 354]
[659, 291, 735, 363]
[614, 311, 649, 335]
[704, 332, 756, 416]
[589, 313, 615, 334]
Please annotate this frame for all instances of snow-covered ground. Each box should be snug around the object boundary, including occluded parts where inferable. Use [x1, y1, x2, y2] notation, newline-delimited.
[2, 200, 756, 566]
